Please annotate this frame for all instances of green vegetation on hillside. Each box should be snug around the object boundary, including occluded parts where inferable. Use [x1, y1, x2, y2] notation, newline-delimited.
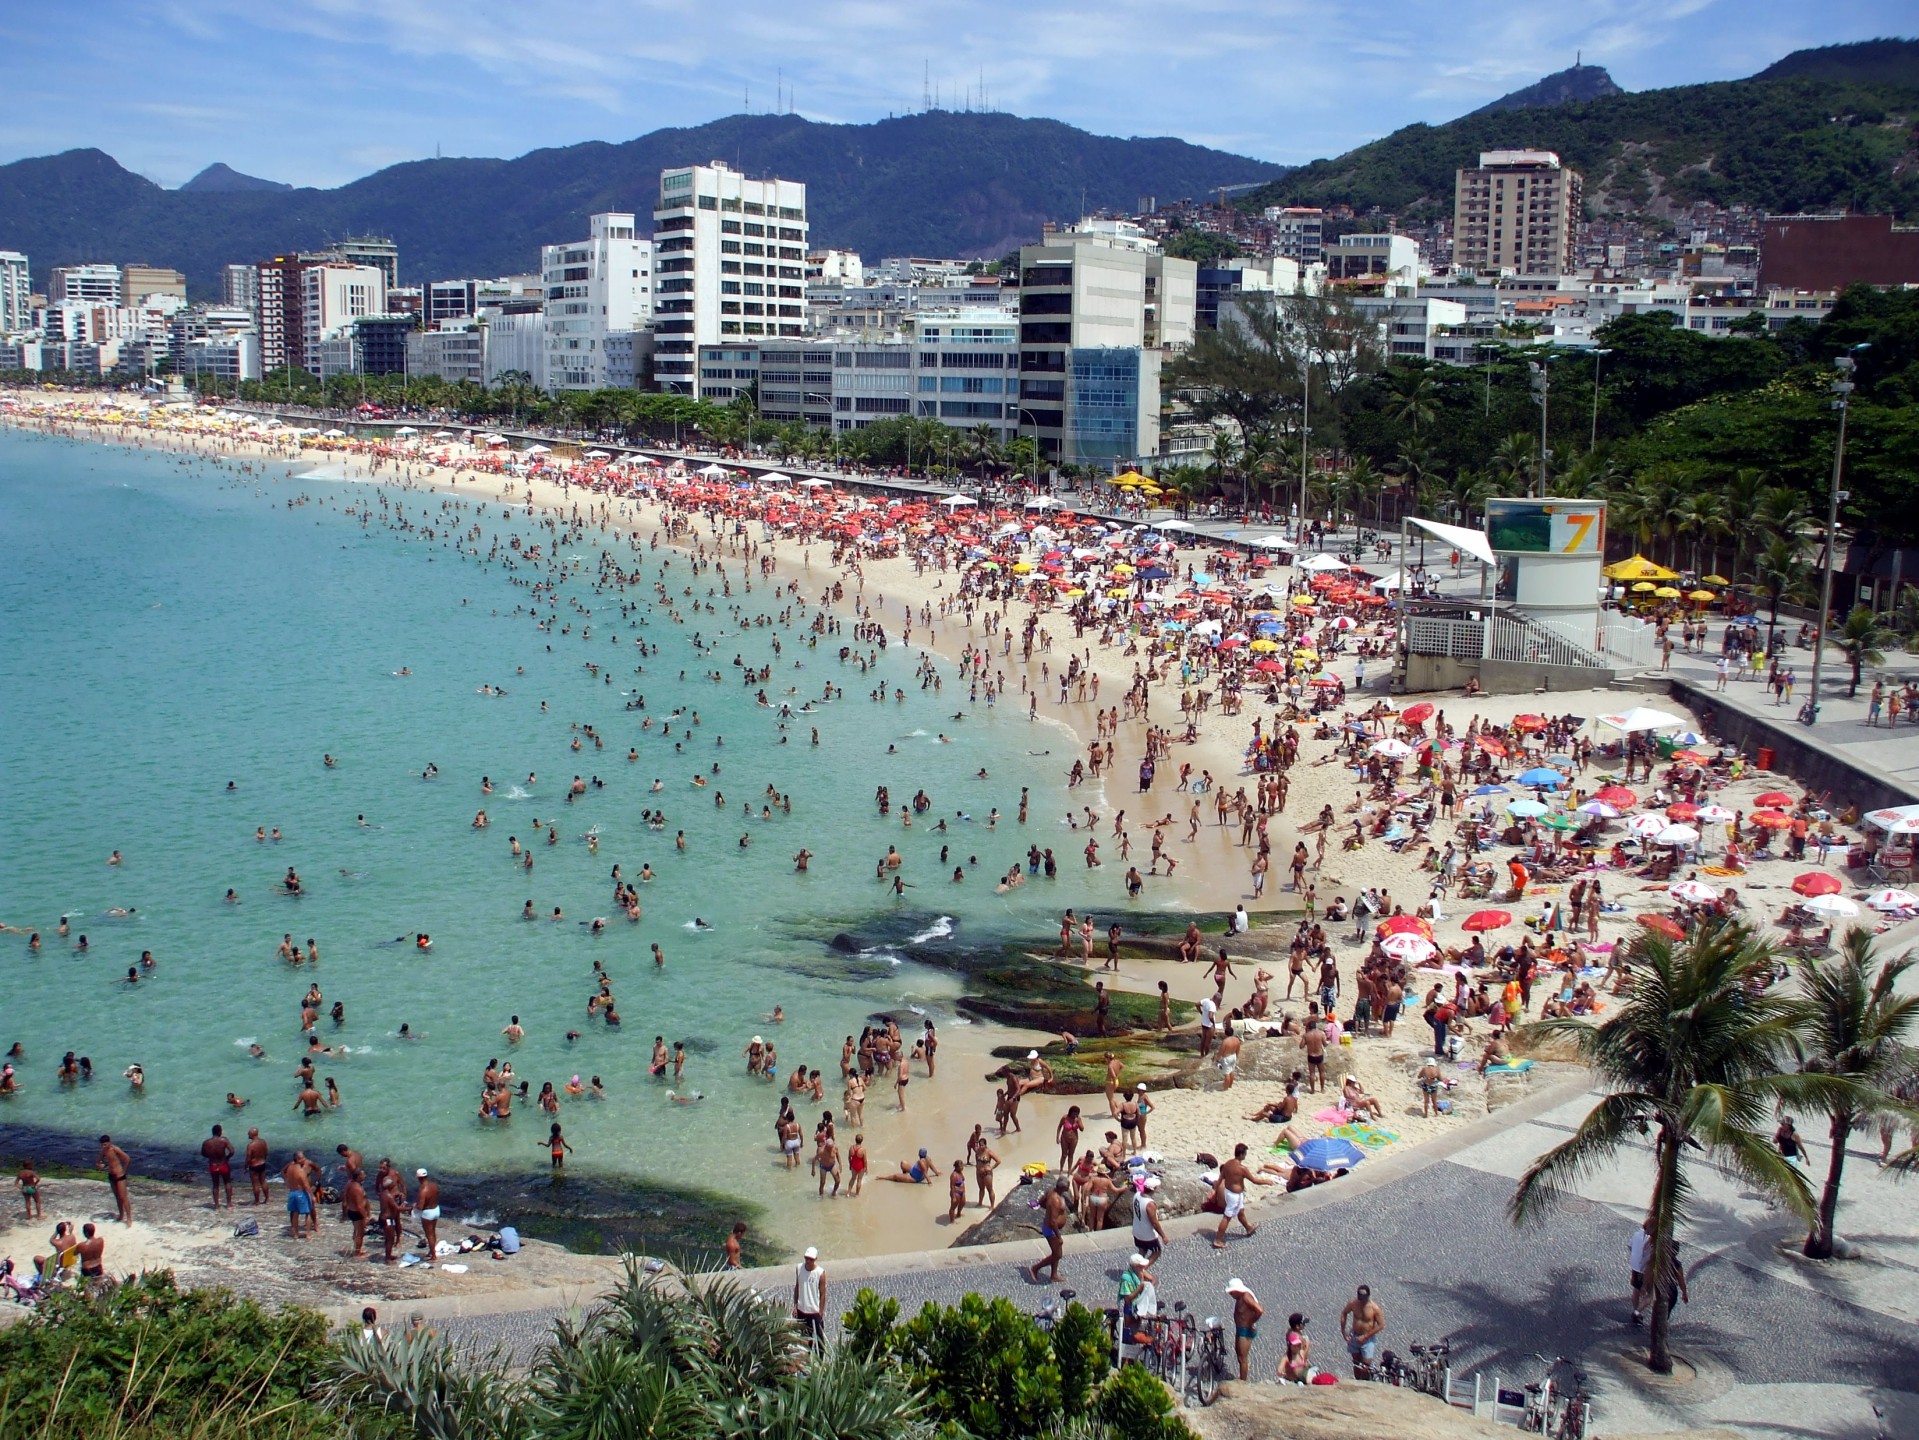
[1243, 57, 1919, 220]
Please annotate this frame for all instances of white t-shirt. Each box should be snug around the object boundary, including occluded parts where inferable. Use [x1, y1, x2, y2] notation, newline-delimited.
[794, 1260, 825, 1315]
[1198, 996, 1218, 1029]
[1628, 1229, 1652, 1275]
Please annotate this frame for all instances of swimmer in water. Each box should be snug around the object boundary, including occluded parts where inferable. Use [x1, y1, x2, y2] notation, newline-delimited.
[693, 918, 712, 930]
[665, 1090, 704, 1104]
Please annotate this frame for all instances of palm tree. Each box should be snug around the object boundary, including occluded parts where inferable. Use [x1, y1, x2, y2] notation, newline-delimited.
[964, 423, 1001, 482]
[1786, 927, 1919, 1259]
[1386, 371, 1438, 438]
[1674, 490, 1729, 577]
[1205, 427, 1244, 505]
[1490, 432, 1536, 496]
[1722, 468, 1768, 608]
[326, 1261, 934, 1440]
[1827, 604, 1892, 696]
[1510, 922, 1814, 1374]
[1753, 536, 1815, 648]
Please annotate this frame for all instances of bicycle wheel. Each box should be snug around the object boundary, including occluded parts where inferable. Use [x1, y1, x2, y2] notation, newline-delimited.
[1192, 1340, 1223, 1406]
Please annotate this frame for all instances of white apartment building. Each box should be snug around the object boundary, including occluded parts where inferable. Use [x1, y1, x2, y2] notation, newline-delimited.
[1, 251, 32, 334]
[1324, 233, 1421, 290]
[299, 264, 385, 373]
[652, 161, 809, 395]
[541, 212, 653, 391]
[407, 320, 488, 386]
[49, 263, 123, 306]
[1265, 207, 1325, 265]
[223, 263, 261, 315]
[483, 310, 548, 389]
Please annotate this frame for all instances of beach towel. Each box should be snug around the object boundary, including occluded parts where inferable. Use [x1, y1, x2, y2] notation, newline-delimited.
[1312, 1107, 1353, 1124]
[1329, 1123, 1397, 1149]
[1485, 1059, 1535, 1074]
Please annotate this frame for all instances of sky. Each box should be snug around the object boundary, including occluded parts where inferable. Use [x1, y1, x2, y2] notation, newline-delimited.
[1, 1, 1909, 189]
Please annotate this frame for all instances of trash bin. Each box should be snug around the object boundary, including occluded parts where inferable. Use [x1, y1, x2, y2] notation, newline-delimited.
[1756, 746, 1775, 771]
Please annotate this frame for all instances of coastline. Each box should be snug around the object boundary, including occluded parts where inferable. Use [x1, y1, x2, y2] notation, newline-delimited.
[9, 388, 1906, 1300]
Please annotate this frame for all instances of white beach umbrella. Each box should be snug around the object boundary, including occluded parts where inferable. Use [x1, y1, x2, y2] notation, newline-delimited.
[1380, 933, 1437, 962]
[1577, 801, 1621, 819]
[1627, 814, 1668, 838]
[1865, 888, 1919, 912]
[1695, 804, 1737, 823]
[582, 449, 609, 459]
[1024, 496, 1063, 509]
[1802, 893, 1860, 917]
[1654, 824, 1700, 847]
[1668, 880, 1719, 904]
[1370, 738, 1414, 759]
[1153, 518, 1195, 531]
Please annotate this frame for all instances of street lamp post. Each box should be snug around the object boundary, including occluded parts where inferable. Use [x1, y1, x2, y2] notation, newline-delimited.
[1589, 348, 1611, 453]
[1528, 356, 1552, 497]
[1805, 349, 1863, 725]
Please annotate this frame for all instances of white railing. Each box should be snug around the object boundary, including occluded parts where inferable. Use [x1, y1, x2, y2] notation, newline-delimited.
[1597, 613, 1658, 669]
[1406, 614, 1485, 659]
[1489, 613, 1608, 671]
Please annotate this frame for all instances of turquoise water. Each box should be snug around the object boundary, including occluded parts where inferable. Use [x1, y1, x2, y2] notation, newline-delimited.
[0, 428, 1137, 1240]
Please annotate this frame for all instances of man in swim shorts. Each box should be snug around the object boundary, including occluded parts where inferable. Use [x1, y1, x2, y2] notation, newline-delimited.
[201, 1124, 235, 1209]
[1228, 1279, 1264, 1382]
[283, 1154, 315, 1239]
[413, 1169, 440, 1267]
[1030, 1180, 1070, 1284]
[245, 1127, 270, 1204]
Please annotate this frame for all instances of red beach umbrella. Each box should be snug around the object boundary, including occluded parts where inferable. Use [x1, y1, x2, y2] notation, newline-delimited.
[1665, 802, 1700, 821]
[1401, 702, 1434, 724]
[1639, 914, 1687, 940]
[1378, 915, 1434, 939]
[1750, 810, 1794, 830]
[1791, 872, 1842, 897]
[1593, 786, 1637, 808]
[1462, 910, 1511, 932]
[1755, 792, 1795, 808]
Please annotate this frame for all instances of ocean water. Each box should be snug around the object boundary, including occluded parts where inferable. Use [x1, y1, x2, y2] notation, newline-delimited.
[0, 428, 1145, 1241]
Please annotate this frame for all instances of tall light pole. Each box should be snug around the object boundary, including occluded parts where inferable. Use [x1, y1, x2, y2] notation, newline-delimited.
[1298, 346, 1311, 543]
[1528, 355, 1552, 497]
[1589, 347, 1611, 453]
[1805, 347, 1865, 725]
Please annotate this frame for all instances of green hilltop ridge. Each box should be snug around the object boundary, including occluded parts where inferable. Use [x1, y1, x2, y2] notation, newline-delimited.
[1243, 38, 1919, 222]
[0, 110, 1283, 294]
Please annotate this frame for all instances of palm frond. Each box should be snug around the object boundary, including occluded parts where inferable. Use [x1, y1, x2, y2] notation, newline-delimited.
[1510, 1091, 1655, 1224]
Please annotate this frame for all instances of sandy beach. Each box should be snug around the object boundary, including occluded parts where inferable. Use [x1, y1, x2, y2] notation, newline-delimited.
[6, 388, 1912, 1289]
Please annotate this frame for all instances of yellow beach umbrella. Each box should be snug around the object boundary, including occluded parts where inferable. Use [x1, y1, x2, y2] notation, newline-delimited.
[1063, 588, 1086, 597]
[1701, 574, 1729, 586]
[1248, 638, 1280, 652]
[1631, 581, 1657, 593]
[1603, 554, 1680, 582]
[1112, 470, 1151, 486]
[1653, 586, 1683, 599]
[1011, 562, 1033, 574]
[1687, 589, 1716, 602]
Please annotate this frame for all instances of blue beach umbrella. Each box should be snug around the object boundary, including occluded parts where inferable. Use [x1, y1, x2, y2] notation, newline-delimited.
[1140, 567, 1172, 580]
[1508, 799, 1549, 818]
[1293, 1137, 1367, 1171]
[1472, 784, 1509, 796]
[1518, 767, 1565, 788]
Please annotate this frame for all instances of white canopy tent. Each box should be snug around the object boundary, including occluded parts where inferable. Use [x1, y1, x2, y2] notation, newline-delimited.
[1595, 707, 1688, 734]
[1406, 516, 1497, 570]
[939, 494, 978, 508]
[1299, 554, 1349, 573]
[697, 463, 731, 478]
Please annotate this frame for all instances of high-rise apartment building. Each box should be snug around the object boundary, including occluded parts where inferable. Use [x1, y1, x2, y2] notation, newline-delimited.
[1015, 233, 1196, 466]
[1264, 207, 1324, 265]
[255, 254, 386, 373]
[652, 162, 809, 395]
[222, 263, 261, 316]
[1452, 150, 1582, 276]
[49, 263, 123, 307]
[0, 251, 30, 334]
[540, 213, 653, 391]
[334, 236, 400, 290]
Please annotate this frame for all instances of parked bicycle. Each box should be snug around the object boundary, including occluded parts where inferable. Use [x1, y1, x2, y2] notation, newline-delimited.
[1404, 1338, 1453, 1399]
[1519, 1354, 1592, 1439]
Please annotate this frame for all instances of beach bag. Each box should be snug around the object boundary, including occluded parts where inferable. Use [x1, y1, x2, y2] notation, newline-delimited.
[233, 1217, 260, 1239]
[497, 1225, 521, 1255]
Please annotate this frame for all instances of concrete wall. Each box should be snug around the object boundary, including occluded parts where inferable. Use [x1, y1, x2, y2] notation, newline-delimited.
[1398, 653, 1615, 695]
[1668, 676, 1917, 810]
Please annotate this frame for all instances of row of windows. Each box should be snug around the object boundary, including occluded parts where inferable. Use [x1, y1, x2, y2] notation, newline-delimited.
[917, 376, 1006, 394]
[926, 350, 1011, 369]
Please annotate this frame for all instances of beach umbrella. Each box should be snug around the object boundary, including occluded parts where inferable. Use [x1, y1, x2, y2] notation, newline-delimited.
[1253, 658, 1284, 673]
[1462, 910, 1511, 932]
[1249, 638, 1281, 653]
[1653, 586, 1684, 599]
[939, 494, 978, 508]
[1153, 518, 1194, 531]
[1668, 880, 1719, 904]
[1472, 783, 1508, 796]
[1803, 894, 1860, 918]
[1791, 872, 1843, 897]
[1512, 713, 1548, 731]
[1542, 814, 1578, 831]
[1593, 786, 1638, 808]
[1631, 581, 1657, 593]
[1701, 574, 1729, 586]
[1371, 738, 1414, 759]
[1380, 933, 1436, 963]
[1865, 889, 1919, 912]
[1292, 1137, 1367, 1171]
[1477, 737, 1507, 757]
[1695, 805, 1737, 823]
[1402, 703, 1434, 724]
[1518, 767, 1565, 788]
[1666, 802, 1701, 821]
[1755, 791, 1795, 808]
[1378, 915, 1434, 939]
[1509, 799, 1549, 818]
[1577, 800, 1621, 819]
[1750, 810, 1793, 831]
[758, 470, 792, 484]
[1639, 914, 1687, 940]
[1627, 814, 1668, 838]
[1655, 824, 1700, 847]
[1687, 590, 1717, 602]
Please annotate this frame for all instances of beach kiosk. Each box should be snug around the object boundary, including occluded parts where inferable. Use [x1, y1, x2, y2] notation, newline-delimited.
[1485, 498, 1608, 654]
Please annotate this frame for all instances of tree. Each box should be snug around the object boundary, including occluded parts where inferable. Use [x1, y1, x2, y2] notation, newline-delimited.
[1386, 370, 1438, 438]
[1511, 922, 1814, 1374]
[964, 423, 1001, 481]
[1787, 927, 1919, 1259]
[1831, 604, 1894, 695]
[328, 1262, 934, 1440]
[1753, 535, 1814, 644]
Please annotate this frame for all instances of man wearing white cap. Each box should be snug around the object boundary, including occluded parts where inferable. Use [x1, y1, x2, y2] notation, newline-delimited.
[411, 1168, 440, 1268]
[1227, 1278, 1264, 1381]
[793, 1245, 826, 1348]
[1117, 1251, 1159, 1360]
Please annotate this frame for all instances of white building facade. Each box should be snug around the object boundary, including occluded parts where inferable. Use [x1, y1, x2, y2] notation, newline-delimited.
[652, 162, 809, 396]
[0, 251, 31, 335]
[541, 212, 653, 391]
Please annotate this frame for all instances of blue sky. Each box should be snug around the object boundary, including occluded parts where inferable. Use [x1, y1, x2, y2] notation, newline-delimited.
[1, 1, 1908, 188]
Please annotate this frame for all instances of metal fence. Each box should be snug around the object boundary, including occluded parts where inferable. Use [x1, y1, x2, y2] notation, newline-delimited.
[1596, 613, 1658, 670]
[1488, 613, 1607, 671]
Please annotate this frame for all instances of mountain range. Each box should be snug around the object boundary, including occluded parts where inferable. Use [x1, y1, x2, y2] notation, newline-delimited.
[0, 113, 1283, 295]
[1244, 39, 1919, 221]
[2, 39, 1914, 297]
